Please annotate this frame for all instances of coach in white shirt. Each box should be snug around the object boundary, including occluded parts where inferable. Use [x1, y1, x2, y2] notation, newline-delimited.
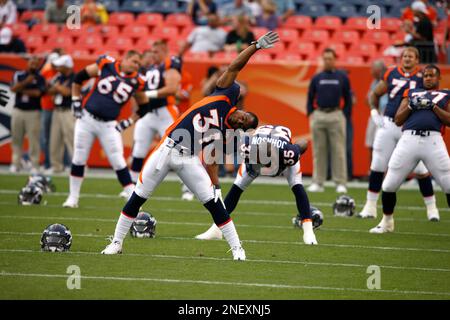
[181, 14, 226, 53]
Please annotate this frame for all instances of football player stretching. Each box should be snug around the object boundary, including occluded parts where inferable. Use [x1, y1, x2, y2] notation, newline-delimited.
[101, 31, 280, 260]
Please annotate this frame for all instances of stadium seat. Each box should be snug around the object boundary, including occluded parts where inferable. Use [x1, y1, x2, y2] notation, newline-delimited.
[105, 37, 134, 53]
[34, 44, 57, 54]
[94, 25, 120, 37]
[283, 15, 312, 31]
[63, 26, 95, 40]
[76, 35, 104, 51]
[380, 18, 402, 33]
[19, 10, 45, 23]
[340, 55, 365, 65]
[100, 0, 120, 12]
[179, 26, 195, 39]
[45, 35, 74, 49]
[150, 0, 180, 14]
[314, 16, 343, 31]
[328, 4, 358, 19]
[121, 0, 151, 13]
[214, 51, 238, 63]
[349, 42, 378, 60]
[297, 4, 327, 18]
[151, 26, 179, 41]
[287, 42, 316, 58]
[362, 30, 390, 45]
[318, 42, 346, 57]
[390, 32, 407, 43]
[68, 48, 92, 58]
[300, 29, 330, 44]
[167, 39, 183, 53]
[135, 13, 164, 29]
[275, 52, 302, 61]
[331, 30, 360, 45]
[23, 34, 44, 52]
[9, 23, 29, 37]
[135, 37, 160, 51]
[31, 24, 59, 38]
[434, 32, 445, 46]
[275, 28, 299, 45]
[183, 51, 210, 61]
[342, 17, 369, 32]
[252, 53, 272, 62]
[93, 49, 121, 59]
[252, 27, 269, 39]
[108, 12, 135, 27]
[121, 25, 150, 40]
[15, 0, 32, 11]
[165, 13, 194, 29]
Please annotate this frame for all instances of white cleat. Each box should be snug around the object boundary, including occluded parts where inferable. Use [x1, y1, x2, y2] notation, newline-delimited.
[358, 201, 377, 218]
[9, 165, 19, 173]
[369, 216, 394, 234]
[307, 183, 324, 192]
[336, 184, 347, 194]
[101, 240, 123, 254]
[195, 223, 223, 240]
[231, 246, 246, 261]
[119, 184, 135, 199]
[62, 197, 78, 208]
[182, 191, 194, 201]
[303, 231, 318, 245]
[427, 208, 440, 222]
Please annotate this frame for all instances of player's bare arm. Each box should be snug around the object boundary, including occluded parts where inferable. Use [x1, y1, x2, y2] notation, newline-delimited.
[369, 80, 388, 126]
[432, 100, 450, 126]
[216, 31, 279, 89]
[394, 97, 411, 126]
[71, 63, 99, 119]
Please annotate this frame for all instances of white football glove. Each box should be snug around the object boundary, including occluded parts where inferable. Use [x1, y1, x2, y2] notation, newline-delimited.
[253, 31, 280, 50]
[370, 109, 384, 128]
[213, 185, 225, 208]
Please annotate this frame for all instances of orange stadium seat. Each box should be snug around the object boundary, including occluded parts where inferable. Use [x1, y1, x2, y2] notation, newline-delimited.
[151, 26, 179, 40]
[135, 37, 158, 51]
[23, 34, 44, 52]
[62, 26, 94, 40]
[214, 51, 238, 63]
[341, 55, 365, 64]
[93, 48, 121, 59]
[252, 27, 269, 39]
[68, 49, 92, 58]
[287, 42, 316, 58]
[31, 23, 59, 38]
[300, 29, 330, 44]
[108, 12, 135, 27]
[9, 23, 28, 37]
[275, 28, 299, 45]
[362, 30, 390, 45]
[319, 42, 346, 57]
[342, 17, 368, 32]
[135, 13, 164, 29]
[275, 52, 302, 61]
[434, 32, 445, 45]
[105, 36, 134, 52]
[94, 25, 120, 37]
[314, 16, 343, 31]
[45, 34, 74, 49]
[252, 53, 272, 62]
[390, 31, 407, 43]
[349, 42, 378, 60]
[121, 25, 150, 40]
[34, 44, 57, 54]
[76, 35, 104, 51]
[380, 18, 403, 33]
[179, 26, 194, 39]
[19, 10, 45, 23]
[165, 13, 193, 28]
[283, 15, 313, 32]
[331, 30, 360, 45]
[183, 51, 210, 60]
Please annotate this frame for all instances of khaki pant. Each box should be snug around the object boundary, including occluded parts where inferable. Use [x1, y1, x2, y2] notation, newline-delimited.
[50, 108, 75, 172]
[310, 109, 347, 185]
[11, 108, 41, 170]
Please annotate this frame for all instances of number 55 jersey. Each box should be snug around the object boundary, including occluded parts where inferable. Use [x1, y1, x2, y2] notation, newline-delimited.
[83, 55, 146, 121]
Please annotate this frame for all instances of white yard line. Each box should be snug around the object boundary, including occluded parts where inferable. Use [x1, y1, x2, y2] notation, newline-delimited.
[1, 230, 449, 254]
[1, 248, 449, 273]
[0, 271, 449, 297]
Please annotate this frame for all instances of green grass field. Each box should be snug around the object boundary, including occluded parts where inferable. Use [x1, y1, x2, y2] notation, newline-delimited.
[0, 173, 449, 299]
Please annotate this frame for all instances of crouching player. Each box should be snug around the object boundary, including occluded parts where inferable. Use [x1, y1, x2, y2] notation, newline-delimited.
[371, 65, 450, 233]
[196, 124, 318, 245]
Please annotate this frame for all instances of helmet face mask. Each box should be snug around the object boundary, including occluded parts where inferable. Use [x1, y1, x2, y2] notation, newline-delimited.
[28, 174, 56, 193]
[333, 195, 356, 217]
[41, 224, 72, 252]
[18, 184, 43, 205]
[130, 212, 157, 238]
[292, 206, 323, 230]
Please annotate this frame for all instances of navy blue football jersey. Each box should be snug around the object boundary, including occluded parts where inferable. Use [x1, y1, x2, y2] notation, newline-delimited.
[83, 55, 146, 121]
[383, 66, 423, 118]
[142, 56, 182, 112]
[166, 82, 241, 154]
[403, 88, 450, 132]
[242, 125, 301, 177]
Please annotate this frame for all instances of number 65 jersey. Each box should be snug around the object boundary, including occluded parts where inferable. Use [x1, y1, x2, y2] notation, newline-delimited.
[383, 66, 423, 119]
[83, 55, 146, 121]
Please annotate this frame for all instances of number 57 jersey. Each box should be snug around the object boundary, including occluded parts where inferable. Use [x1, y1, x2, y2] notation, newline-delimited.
[83, 55, 146, 121]
[166, 82, 241, 154]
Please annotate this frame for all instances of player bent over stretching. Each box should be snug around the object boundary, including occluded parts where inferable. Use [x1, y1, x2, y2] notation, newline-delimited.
[101, 31, 280, 260]
[196, 125, 318, 245]
[63, 51, 147, 208]
[359, 47, 438, 221]
[371, 65, 450, 233]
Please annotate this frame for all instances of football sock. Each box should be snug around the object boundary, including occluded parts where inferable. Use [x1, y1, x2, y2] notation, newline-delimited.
[203, 199, 230, 225]
[446, 194, 450, 207]
[130, 157, 144, 183]
[219, 219, 241, 248]
[382, 191, 396, 215]
[224, 184, 243, 214]
[368, 171, 384, 194]
[291, 184, 312, 220]
[69, 164, 84, 200]
[116, 167, 133, 187]
[122, 192, 147, 218]
[112, 213, 134, 244]
[418, 175, 434, 197]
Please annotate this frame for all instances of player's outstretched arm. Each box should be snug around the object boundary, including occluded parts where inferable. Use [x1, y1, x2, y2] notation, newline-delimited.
[394, 97, 412, 126]
[432, 100, 450, 126]
[71, 63, 98, 119]
[216, 31, 279, 89]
